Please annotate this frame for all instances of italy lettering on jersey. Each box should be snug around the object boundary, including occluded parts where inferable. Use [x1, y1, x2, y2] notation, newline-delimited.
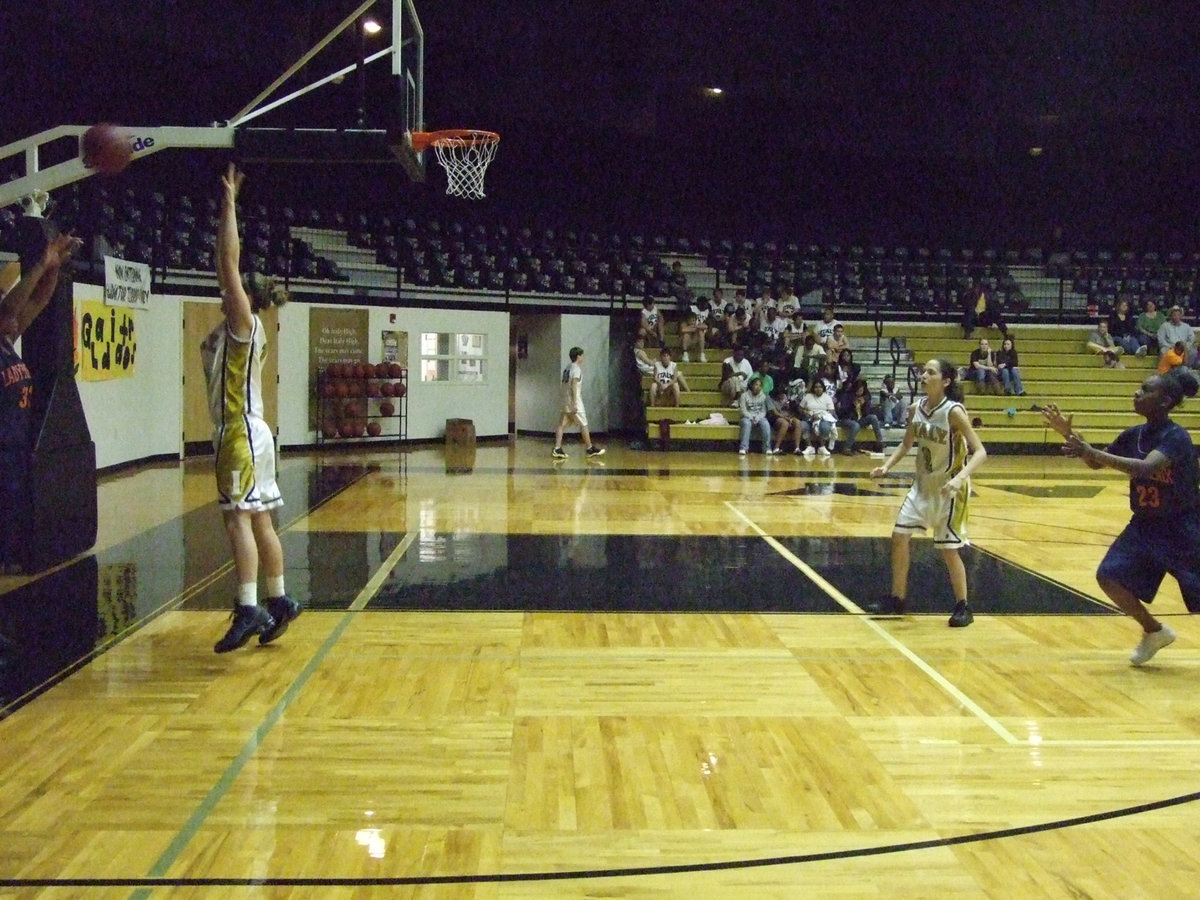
[1108, 420, 1200, 518]
[911, 397, 967, 483]
[654, 361, 677, 386]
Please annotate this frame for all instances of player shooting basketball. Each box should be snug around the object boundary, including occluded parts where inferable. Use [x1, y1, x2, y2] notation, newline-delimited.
[201, 163, 300, 653]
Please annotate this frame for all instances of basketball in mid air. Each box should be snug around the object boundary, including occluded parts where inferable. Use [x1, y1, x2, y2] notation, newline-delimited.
[81, 124, 133, 175]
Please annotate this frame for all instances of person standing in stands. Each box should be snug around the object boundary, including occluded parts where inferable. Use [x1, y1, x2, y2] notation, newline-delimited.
[869, 359, 988, 627]
[1041, 368, 1200, 665]
[0, 232, 81, 573]
[553, 346, 605, 459]
[203, 163, 300, 653]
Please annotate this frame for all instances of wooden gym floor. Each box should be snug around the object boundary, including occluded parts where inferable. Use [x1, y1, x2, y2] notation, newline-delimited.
[1, 437, 1199, 898]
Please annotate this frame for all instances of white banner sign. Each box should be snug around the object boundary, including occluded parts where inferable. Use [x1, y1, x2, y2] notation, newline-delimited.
[103, 256, 151, 309]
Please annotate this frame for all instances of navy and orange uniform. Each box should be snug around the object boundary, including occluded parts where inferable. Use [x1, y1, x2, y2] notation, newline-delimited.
[200, 314, 282, 512]
[1108, 420, 1198, 517]
[0, 337, 32, 449]
[1098, 420, 1200, 610]
[0, 336, 32, 565]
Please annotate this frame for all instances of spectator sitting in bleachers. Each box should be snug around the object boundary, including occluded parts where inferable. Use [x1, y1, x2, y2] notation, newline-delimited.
[720, 346, 754, 405]
[638, 296, 664, 347]
[706, 288, 726, 348]
[778, 286, 802, 328]
[680, 295, 710, 362]
[825, 323, 850, 358]
[1158, 341, 1187, 376]
[1088, 318, 1126, 368]
[835, 347, 861, 388]
[799, 377, 837, 458]
[835, 377, 885, 455]
[815, 305, 842, 350]
[669, 260, 693, 310]
[753, 286, 777, 321]
[879, 374, 908, 427]
[968, 337, 1005, 392]
[763, 305, 791, 351]
[1108, 298, 1145, 357]
[649, 347, 689, 407]
[633, 337, 656, 376]
[795, 331, 827, 382]
[819, 358, 841, 394]
[995, 336, 1026, 396]
[767, 384, 804, 455]
[1137, 299, 1166, 355]
[961, 279, 1008, 339]
[1156, 306, 1197, 367]
[736, 376, 772, 456]
[754, 356, 777, 397]
[723, 306, 749, 348]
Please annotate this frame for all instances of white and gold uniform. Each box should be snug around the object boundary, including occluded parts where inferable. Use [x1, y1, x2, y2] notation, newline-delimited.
[894, 396, 969, 548]
[200, 314, 282, 512]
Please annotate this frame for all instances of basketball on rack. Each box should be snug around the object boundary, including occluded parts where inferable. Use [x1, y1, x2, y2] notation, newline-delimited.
[81, 124, 133, 175]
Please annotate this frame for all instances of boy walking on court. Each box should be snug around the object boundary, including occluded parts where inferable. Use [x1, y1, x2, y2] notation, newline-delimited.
[203, 164, 301, 653]
[553, 347, 605, 459]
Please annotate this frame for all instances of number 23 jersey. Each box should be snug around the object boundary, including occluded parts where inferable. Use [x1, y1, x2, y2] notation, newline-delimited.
[1108, 420, 1199, 518]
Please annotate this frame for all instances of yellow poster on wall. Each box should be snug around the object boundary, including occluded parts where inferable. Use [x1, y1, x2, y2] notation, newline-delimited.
[80, 300, 137, 381]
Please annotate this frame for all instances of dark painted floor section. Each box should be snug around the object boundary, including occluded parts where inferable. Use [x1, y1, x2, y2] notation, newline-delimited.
[0, 463, 1115, 716]
[0, 464, 374, 715]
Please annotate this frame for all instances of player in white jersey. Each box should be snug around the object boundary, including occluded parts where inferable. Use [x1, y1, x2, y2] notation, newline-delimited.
[649, 347, 690, 406]
[553, 347, 605, 459]
[204, 164, 300, 653]
[869, 359, 987, 626]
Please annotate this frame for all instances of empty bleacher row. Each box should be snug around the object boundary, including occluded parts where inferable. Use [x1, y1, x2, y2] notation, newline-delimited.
[1045, 249, 1200, 314]
[1, 181, 1198, 324]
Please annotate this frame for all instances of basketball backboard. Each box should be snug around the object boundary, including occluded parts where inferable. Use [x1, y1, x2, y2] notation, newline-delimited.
[0, 0, 427, 210]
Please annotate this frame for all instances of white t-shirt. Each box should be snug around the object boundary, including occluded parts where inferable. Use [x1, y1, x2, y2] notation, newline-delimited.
[634, 347, 655, 375]
[561, 361, 583, 413]
[723, 356, 754, 382]
[816, 318, 842, 345]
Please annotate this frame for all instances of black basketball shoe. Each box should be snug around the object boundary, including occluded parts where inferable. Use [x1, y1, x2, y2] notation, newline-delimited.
[261, 595, 303, 644]
[214, 604, 276, 653]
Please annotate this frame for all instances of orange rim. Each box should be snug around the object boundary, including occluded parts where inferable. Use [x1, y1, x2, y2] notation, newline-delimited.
[410, 130, 500, 153]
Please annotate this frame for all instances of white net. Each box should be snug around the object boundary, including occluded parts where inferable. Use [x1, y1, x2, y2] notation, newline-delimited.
[430, 131, 499, 199]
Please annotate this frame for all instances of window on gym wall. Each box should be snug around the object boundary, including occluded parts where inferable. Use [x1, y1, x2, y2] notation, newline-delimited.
[420, 332, 486, 383]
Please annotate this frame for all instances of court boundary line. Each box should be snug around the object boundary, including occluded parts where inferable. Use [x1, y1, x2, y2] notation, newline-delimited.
[2, 789, 1192, 887]
[728, 503, 1200, 748]
[727, 501, 1020, 745]
[127, 532, 415, 900]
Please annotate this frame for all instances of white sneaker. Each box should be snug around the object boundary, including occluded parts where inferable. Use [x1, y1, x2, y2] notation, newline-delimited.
[682, 352, 690, 362]
[802, 446, 816, 457]
[738, 448, 747, 456]
[1130, 624, 1176, 665]
[1136, 344, 1148, 357]
[699, 353, 708, 362]
[817, 447, 831, 458]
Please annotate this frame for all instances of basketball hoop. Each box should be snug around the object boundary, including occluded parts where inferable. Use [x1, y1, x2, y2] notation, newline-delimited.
[410, 130, 499, 199]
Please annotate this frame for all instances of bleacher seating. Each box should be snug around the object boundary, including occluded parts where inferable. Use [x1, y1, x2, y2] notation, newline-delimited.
[641, 321, 1197, 449]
